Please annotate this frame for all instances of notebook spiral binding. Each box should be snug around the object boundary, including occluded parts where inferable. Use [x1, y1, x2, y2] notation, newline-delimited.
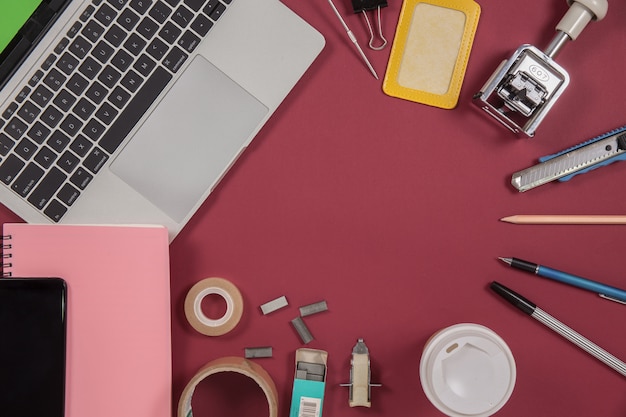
[2, 234, 12, 277]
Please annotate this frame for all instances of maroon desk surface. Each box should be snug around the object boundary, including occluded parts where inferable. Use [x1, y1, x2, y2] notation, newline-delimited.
[2, 0, 625, 415]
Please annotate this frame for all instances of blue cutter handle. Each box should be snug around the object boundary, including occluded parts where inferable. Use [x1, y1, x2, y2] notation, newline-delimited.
[538, 125, 626, 182]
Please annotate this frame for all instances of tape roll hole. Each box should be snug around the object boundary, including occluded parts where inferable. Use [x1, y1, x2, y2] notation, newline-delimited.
[191, 372, 269, 416]
[194, 287, 235, 327]
[200, 292, 229, 321]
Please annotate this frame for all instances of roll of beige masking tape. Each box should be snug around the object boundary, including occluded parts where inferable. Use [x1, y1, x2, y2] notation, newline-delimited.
[177, 356, 278, 417]
[184, 277, 243, 336]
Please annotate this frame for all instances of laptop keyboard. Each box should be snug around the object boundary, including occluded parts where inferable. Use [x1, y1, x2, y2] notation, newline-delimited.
[0, 0, 233, 222]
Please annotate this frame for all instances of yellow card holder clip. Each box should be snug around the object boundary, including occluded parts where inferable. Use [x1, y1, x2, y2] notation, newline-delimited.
[383, 0, 480, 109]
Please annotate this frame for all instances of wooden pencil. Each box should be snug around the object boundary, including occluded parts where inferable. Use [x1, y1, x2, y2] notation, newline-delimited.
[500, 215, 626, 225]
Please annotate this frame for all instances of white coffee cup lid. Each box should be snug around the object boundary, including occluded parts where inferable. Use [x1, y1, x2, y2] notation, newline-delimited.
[420, 323, 516, 417]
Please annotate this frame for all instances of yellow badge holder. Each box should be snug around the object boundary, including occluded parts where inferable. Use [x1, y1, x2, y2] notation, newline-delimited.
[383, 0, 480, 109]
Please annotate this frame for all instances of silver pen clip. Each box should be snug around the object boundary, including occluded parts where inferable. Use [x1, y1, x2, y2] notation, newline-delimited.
[599, 294, 626, 305]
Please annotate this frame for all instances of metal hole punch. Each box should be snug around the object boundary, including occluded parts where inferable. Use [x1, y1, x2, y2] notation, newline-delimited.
[351, 0, 389, 50]
[473, 0, 608, 138]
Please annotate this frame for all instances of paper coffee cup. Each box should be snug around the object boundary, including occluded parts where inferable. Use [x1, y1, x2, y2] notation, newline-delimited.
[420, 323, 516, 417]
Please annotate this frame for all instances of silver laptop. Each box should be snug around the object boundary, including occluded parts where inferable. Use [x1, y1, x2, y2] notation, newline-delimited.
[0, 0, 325, 241]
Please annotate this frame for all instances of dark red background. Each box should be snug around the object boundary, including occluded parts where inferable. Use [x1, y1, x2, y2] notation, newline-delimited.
[3, 0, 625, 415]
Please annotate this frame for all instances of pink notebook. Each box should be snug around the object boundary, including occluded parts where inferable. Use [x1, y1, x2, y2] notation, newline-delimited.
[2, 223, 172, 417]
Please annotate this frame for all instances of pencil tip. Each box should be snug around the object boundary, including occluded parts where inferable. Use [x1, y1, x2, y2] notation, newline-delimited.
[500, 216, 514, 223]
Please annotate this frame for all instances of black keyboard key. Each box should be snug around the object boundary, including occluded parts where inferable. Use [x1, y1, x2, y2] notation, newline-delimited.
[0, 133, 16, 155]
[28, 70, 44, 86]
[82, 20, 105, 43]
[5, 117, 28, 140]
[73, 98, 97, 120]
[124, 33, 147, 56]
[203, 0, 220, 16]
[159, 21, 181, 44]
[172, 5, 193, 27]
[93, 40, 115, 63]
[82, 119, 106, 141]
[86, 81, 108, 104]
[83, 147, 108, 173]
[12, 162, 44, 197]
[118, 8, 140, 30]
[17, 101, 41, 124]
[41, 106, 64, 128]
[104, 24, 128, 47]
[111, 49, 134, 71]
[27, 121, 51, 144]
[57, 150, 80, 173]
[164, 0, 181, 6]
[108, 0, 129, 10]
[184, 0, 204, 12]
[178, 30, 200, 53]
[2, 102, 18, 119]
[95, 102, 119, 125]
[209, 2, 226, 20]
[42, 54, 57, 71]
[27, 167, 67, 209]
[53, 89, 77, 112]
[162, 46, 187, 73]
[69, 35, 92, 59]
[67, 21, 83, 38]
[147, 37, 168, 60]
[70, 135, 93, 157]
[70, 167, 93, 189]
[67, 73, 90, 95]
[98, 65, 122, 88]
[57, 52, 80, 75]
[57, 183, 80, 206]
[108, 86, 131, 108]
[14, 138, 38, 160]
[31, 85, 54, 107]
[190, 14, 212, 37]
[43, 199, 67, 222]
[34, 146, 57, 168]
[79, 56, 103, 80]
[95, 3, 118, 26]
[16, 86, 31, 103]
[149, 1, 172, 23]
[134, 54, 156, 76]
[54, 37, 70, 54]
[47, 130, 71, 152]
[60, 114, 84, 136]
[80, 5, 96, 21]
[130, 0, 152, 14]
[137, 17, 159, 40]
[43, 69, 66, 91]
[0, 155, 25, 184]
[121, 70, 143, 92]
[99, 66, 171, 154]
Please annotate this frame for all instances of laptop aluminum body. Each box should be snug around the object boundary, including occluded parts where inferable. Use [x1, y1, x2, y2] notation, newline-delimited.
[0, 0, 325, 241]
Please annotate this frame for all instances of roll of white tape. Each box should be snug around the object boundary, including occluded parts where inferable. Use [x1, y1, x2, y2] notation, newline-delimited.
[184, 277, 243, 336]
[178, 356, 278, 417]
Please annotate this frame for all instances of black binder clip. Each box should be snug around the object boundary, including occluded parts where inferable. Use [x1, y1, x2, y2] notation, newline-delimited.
[351, 0, 388, 50]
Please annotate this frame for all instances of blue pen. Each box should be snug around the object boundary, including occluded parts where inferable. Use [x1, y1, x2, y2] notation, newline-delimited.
[499, 257, 626, 304]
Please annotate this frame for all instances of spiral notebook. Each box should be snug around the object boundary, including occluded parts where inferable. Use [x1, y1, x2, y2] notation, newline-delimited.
[1, 223, 171, 417]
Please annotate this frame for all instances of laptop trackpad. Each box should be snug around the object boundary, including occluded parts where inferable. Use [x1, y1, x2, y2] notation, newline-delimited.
[110, 56, 268, 222]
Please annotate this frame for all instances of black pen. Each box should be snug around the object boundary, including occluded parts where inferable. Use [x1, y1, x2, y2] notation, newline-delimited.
[490, 281, 626, 377]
